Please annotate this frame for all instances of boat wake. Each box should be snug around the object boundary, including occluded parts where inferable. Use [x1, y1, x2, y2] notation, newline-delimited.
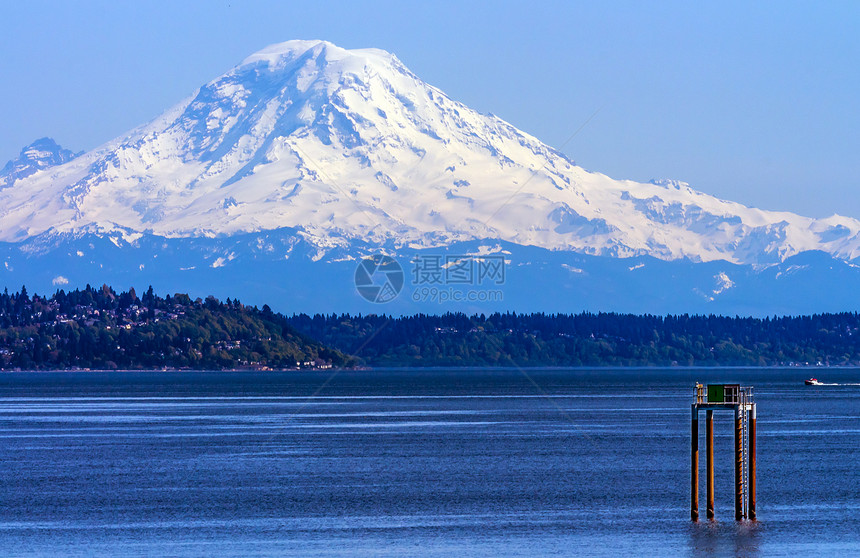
[811, 383, 860, 386]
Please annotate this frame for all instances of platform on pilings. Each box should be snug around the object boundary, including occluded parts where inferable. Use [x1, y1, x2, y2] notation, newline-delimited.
[691, 383, 756, 521]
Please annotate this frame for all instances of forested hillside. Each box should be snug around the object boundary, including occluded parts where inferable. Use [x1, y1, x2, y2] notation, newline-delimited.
[3, 284, 859, 370]
[0, 285, 349, 370]
[287, 312, 860, 367]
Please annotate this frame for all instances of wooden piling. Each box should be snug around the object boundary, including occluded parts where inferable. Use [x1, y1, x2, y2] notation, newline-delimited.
[706, 409, 715, 520]
[749, 404, 756, 520]
[691, 405, 699, 521]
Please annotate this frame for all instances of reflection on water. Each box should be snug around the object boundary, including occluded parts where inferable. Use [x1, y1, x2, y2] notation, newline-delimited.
[688, 520, 763, 557]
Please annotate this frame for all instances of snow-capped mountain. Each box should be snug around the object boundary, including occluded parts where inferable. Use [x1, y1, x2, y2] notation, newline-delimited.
[2, 39, 859, 265]
[0, 137, 81, 190]
[2, 40, 860, 317]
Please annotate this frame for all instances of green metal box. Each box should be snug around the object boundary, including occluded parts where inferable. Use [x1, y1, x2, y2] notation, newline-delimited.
[707, 384, 724, 403]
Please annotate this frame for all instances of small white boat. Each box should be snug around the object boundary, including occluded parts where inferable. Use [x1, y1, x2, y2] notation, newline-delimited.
[804, 378, 823, 386]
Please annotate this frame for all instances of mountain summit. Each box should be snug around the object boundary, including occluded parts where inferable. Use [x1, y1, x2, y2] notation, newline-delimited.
[1, 40, 859, 265]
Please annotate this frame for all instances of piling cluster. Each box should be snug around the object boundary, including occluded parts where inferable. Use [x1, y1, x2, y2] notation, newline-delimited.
[691, 383, 756, 521]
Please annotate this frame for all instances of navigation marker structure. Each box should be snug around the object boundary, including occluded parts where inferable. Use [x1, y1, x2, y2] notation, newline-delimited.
[691, 383, 756, 521]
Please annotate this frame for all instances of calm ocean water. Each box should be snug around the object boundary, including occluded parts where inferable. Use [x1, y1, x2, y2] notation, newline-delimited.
[0, 369, 858, 557]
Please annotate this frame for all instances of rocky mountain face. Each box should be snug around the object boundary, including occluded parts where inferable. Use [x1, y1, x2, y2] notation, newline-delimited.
[0, 137, 81, 189]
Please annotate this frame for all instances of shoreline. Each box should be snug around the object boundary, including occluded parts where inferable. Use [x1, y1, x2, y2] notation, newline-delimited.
[2, 364, 860, 373]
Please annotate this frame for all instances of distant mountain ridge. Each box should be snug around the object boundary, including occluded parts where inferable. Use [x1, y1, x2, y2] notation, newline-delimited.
[1, 40, 859, 265]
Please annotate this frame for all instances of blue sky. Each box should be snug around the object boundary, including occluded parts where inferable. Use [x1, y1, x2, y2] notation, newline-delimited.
[1, 0, 858, 217]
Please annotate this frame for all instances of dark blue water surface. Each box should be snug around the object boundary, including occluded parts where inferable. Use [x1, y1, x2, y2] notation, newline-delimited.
[1, 368, 859, 557]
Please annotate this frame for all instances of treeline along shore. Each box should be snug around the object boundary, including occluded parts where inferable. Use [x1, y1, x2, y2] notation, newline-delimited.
[1, 285, 860, 370]
[287, 311, 860, 368]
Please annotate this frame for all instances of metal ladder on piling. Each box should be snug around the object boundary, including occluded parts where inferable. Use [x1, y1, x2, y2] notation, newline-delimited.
[739, 389, 749, 518]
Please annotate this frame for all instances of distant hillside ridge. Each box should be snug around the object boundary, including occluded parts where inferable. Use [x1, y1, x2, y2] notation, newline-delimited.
[287, 311, 860, 367]
[4, 283, 860, 370]
[0, 284, 350, 370]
